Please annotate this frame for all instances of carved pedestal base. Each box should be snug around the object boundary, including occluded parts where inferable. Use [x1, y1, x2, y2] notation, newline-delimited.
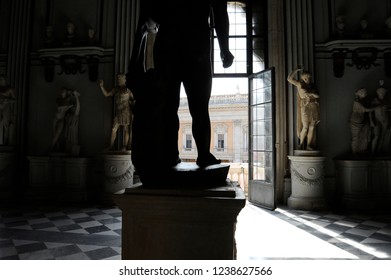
[102, 153, 134, 203]
[113, 181, 246, 260]
[288, 150, 327, 211]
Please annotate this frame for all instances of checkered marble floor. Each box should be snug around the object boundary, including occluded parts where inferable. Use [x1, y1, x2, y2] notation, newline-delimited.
[1, 202, 391, 260]
[0, 203, 122, 260]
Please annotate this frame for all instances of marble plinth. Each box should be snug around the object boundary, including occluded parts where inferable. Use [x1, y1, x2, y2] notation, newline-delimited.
[335, 158, 391, 211]
[113, 180, 246, 260]
[102, 153, 134, 193]
[102, 152, 134, 204]
[27, 156, 91, 201]
[0, 152, 17, 199]
[288, 151, 327, 211]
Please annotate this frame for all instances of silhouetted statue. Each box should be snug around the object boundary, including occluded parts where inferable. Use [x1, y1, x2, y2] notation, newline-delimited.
[127, 0, 234, 184]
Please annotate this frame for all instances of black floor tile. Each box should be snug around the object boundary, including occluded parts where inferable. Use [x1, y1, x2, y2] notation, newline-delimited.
[84, 225, 111, 234]
[369, 232, 391, 242]
[324, 223, 351, 232]
[50, 244, 82, 258]
[58, 224, 82, 232]
[84, 247, 118, 260]
[16, 242, 47, 254]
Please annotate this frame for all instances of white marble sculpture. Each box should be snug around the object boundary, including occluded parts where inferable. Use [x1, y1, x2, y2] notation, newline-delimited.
[51, 88, 80, 155]
[99, 74, 135, 151]
[350, 88, 374, 155]
[335, 15, 346, 38]
[370, 80, 391, 155]
[287, 66, 320, 150]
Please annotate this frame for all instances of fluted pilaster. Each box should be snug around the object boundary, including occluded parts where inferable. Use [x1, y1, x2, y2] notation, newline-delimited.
[115, 0, 140, 75]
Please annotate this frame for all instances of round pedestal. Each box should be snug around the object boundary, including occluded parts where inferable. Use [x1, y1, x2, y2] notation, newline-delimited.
[287, 151, 327, 210]
[103, 153, 134, 194]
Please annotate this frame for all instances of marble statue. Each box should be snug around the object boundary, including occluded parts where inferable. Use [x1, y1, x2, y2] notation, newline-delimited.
[287, 66, 320, 150]
[370, 80, 391, 155]
[87, 28, 97, 45]
[52, 88, 80, 155]
[335, 15, 346, 38]
[99, 74, 135, 151]
[350, 88, 376, 155]
[0, 75, 16, 146]
[65, 90, 80, 155]
[127, 0, 234, 174]
[63, 21, 76, 46]
[360, 19, 373, 39]
[44, 25, 57, 47]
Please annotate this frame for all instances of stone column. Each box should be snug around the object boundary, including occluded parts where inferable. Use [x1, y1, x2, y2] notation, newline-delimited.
[268, 0, 287, 202]
[285, 0, 315, 155]
[287, 150, 326, 210]
[115, 0, 140, 74]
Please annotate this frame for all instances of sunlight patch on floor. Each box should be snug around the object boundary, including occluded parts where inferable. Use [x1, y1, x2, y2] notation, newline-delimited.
[235, 204, 358, 260]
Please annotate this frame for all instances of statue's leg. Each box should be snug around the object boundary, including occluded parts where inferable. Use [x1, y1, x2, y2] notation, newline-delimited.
[306, 123, 316, 150]
[52, 119, 64, 149]
[110, 122, 119, 148]
[299, 123, 309, 149]
[3, 123, 9, 145]
[123, 125, 130, 151]
[183, 52, 220, 166]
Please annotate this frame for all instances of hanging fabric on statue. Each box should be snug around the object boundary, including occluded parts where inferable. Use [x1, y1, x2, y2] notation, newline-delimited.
[143, 25, 158, 72]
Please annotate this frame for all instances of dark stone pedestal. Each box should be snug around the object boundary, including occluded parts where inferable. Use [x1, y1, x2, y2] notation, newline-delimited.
[137, 162, 231, 189]
[0, 151, 17, 199]
[113, 180, 246, 260]
[27, 156, 91, 201]
[335, 158, 391, 211]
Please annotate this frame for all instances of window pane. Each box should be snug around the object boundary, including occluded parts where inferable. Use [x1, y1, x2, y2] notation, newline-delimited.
[213, 38, 247, 74]
[227, 2, 247, 36]
[185, 134, 192, 149]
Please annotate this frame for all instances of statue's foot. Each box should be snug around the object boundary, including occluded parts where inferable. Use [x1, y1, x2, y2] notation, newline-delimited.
[196, 153, 221, 167]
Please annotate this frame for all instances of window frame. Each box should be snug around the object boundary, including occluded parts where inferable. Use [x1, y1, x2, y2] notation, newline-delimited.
[212, 0, 266, 79]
